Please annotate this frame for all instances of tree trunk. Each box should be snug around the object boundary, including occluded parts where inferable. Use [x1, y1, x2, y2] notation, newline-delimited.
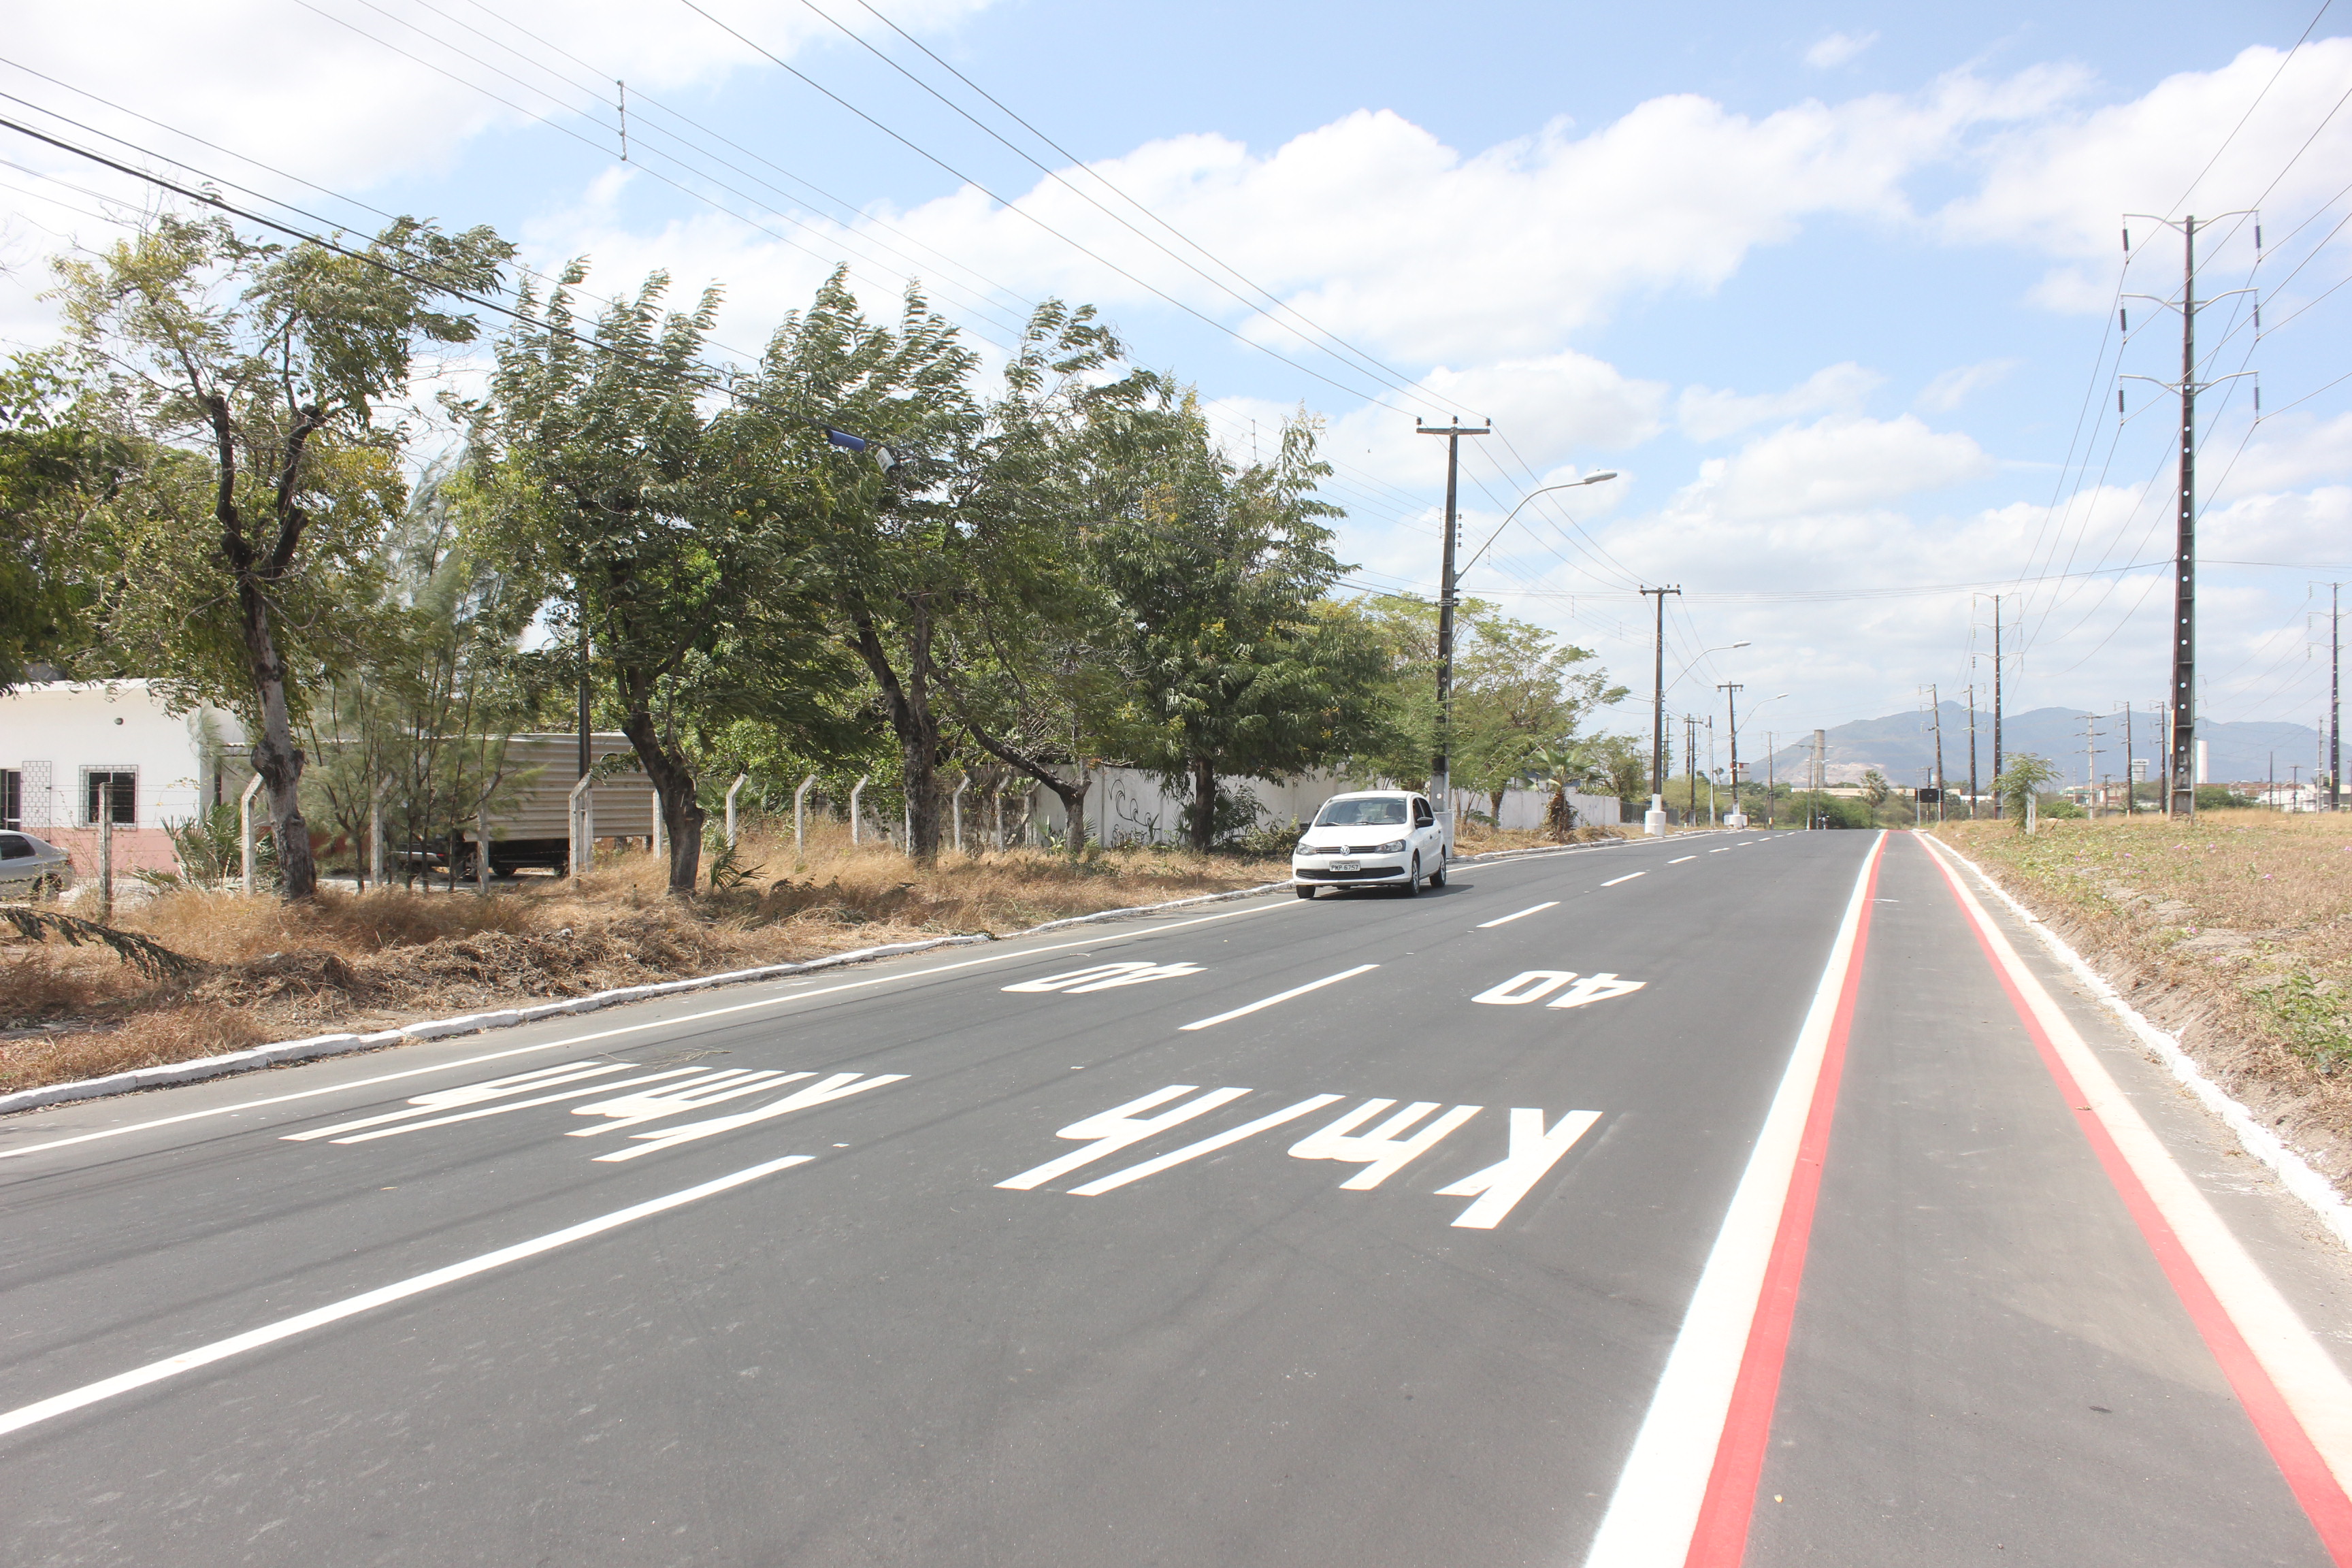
[619, 698, 704, 896]
[1190, 757, 1217, 852]
[846, 598, 949, 862]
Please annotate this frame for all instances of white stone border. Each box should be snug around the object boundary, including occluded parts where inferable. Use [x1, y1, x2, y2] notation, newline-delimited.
[1935, 835, 2352, 1253]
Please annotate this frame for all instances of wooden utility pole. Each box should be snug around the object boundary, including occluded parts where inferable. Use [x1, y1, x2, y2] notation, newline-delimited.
[1418, 419, 1489, 835]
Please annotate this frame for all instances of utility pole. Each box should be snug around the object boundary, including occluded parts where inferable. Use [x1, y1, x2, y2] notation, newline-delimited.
[2330, 582, 2342, 811]
[1641, 585, 1682, 834]
[1718, 683, 1744, 828]
[1991, 594, 2004, 817]
[1684, 714, 1699, 826]
[1967, 683, 1979, 820]
[2087, 713, 2102, 816]
[1418, 418, 1490, 840]
[2121, 701, 2135, 815]
[1927, 684, 1946, 824]
[2123, 210, 2258, 820]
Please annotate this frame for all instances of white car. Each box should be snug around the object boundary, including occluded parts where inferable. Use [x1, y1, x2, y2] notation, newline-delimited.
[1291, 790, 1448, 898]
[0, 830, 76, 896]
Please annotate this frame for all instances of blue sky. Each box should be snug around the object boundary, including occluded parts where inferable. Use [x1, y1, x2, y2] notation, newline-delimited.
[3, 0, 2347, 760]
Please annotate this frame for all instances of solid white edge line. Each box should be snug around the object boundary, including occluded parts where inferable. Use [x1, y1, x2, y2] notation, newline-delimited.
[1917, 832, 2352, 1492]
[0, 898, 1304, 1164]
[1582, 830, 1884, 1568]
[0, 1153, 812, 1441]
[1177, 964, 1379, 1031]
[1477, 902, 1560, 929]
[1925, 835, 2352, 1251]
[1600, 872, 1645, 887]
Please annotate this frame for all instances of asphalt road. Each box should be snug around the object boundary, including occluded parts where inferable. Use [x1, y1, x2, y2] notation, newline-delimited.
[5, 829, 2352, 1566]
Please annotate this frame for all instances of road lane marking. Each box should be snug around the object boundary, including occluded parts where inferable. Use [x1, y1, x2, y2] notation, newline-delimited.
[0, 898, 1303, 1164]
[318, 1067, 721, 1145]
[1003, 961, 1205, 993]
[282, 1060, 657, 1142]
[1477, 902, 1558, 928]
[1290, 1100, 1483, 1189]
[996, 1085, 1252, 1190]
[1070, 1094, 1346, 1195]
[1437, 1109, 1603, 1228]
[1177, 964, 1378, 1031]
[1708, 847, 1732, 853]
[1668, 856, 1697, 864]
[587, 1071, 906, 1162]
[1920, 832, 2352, 1552]
[1600, 872, 1645, 887]
[1472, 971, 1647, 1009]
[0, 1154, 813, 1442]
[1584, 830, 1886, 1568]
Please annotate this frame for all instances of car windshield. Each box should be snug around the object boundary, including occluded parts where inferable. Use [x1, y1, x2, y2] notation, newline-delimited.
[1313, 798, 1407, 828]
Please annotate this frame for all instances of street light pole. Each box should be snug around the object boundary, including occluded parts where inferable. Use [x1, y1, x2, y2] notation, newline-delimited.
[1641, 585, 1680, 834]
[1418, 418, 1489, 841]
[1718, 682, 1744, 828]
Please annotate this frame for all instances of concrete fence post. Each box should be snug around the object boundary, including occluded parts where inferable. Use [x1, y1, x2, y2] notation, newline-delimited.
[849, 775, 868, 845]
[651, 789, 665, 862]
[952, 776, 969, 853]
[568, 775, 595, 877]
[794, 774, 816, 862]
[97, 777, 114, 926]
[239, 774, 265, 896]
[475, 809, 492, 894]
[725, 773, 749, 848]
[369, 775, 391, 890]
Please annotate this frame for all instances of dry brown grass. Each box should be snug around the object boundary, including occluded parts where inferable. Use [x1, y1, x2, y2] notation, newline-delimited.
[0, 821, 1292, 1096]
[1935, 809, 2352, 1189]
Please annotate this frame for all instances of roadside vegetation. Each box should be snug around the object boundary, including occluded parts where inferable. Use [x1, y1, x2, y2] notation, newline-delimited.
[1933, 808, 2352, 1189]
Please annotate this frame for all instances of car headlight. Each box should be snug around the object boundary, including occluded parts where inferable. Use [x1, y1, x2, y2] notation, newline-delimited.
[1372, 838, 1407, 853]
[1293, 840, 1317, 858]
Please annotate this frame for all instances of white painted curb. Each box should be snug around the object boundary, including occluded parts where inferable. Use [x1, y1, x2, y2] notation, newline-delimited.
[0, 872, 1339, 1119]
[1934, 835, 2352, 1253]
[1, 840, 1634, 1120]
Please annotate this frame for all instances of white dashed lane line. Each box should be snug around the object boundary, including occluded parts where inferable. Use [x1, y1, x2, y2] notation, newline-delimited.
[1178, 965, 1379, 1032]
[1477, 902, 1560, 929]
[1601, 872, 1646, 887]
[1668, 855, 1697, 864]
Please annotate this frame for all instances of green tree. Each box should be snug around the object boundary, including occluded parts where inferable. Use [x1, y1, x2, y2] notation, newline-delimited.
[0, 359, 127, 690]
[1086, 397, 1385, 850]
[50, 213, 510, 898]
[1996, 754, 2059, 826]
[474, 265, 862, 895]
[742, 274, 1145, 862]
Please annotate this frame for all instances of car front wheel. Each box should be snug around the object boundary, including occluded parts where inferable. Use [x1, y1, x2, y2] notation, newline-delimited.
[1294, 883, 1316, 900]
[1401, 853, 1421, 896]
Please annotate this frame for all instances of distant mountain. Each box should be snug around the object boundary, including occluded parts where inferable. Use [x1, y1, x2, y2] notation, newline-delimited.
[1763, 704, 2328, 788]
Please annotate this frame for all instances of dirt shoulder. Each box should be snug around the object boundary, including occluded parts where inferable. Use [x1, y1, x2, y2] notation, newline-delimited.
[1, 819, 1614, 1098]
[1932, 811, 2352, 1192]
[1, 826, 1292, 1096]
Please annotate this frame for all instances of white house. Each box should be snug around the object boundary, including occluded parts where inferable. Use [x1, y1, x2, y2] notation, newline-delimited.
[1, 681, 244, 875]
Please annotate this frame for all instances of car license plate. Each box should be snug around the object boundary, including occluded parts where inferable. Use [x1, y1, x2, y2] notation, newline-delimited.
[1330, 859, 1360, 872]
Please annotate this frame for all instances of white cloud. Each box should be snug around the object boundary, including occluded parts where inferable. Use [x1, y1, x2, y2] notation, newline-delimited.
[2216, 411, 2352, 495]
[1669, 413, 1991, 520]
[1806, 31, 1880, 70]
[0, 0, 999, 192]
[1915, 357, 2020, 412]
[1939, 39, 2352, 266]
[1678, 361, 1882, 441]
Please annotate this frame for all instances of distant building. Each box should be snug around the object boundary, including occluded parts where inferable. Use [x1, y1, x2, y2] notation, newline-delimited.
[0, 681, 244, 875]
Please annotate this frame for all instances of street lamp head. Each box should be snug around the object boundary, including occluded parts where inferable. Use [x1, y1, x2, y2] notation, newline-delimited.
[1580, 470, 1619, 485]
[1731, 640, 1751, 649]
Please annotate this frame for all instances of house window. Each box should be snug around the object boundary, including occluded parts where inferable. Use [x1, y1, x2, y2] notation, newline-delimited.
[1, 769, 18, 830]
[84, 769, 137, 826]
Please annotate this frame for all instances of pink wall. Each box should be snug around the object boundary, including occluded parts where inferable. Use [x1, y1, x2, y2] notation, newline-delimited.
[42, 826, 181, 876]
